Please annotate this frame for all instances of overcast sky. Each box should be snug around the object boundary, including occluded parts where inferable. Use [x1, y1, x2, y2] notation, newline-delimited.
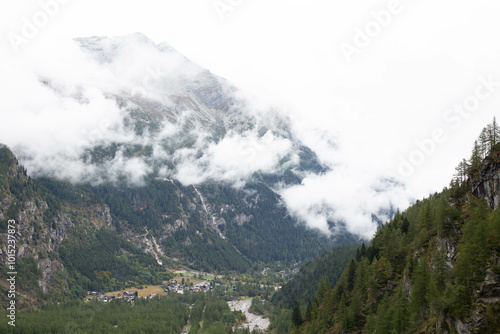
[1, 0, 500, 238]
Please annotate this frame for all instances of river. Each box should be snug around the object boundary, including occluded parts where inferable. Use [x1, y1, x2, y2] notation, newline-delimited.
[228, 299, 270, 332]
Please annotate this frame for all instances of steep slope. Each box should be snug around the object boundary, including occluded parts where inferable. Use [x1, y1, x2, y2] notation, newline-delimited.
[271, 246, 357, 309]
[0, 142, 344, 308]
[0, 145, 170, 307]
[0, 33, 364, 308]
[75, 33, 293, 140]
[2, 34, 360, 275]
[285, 121, 500, 334]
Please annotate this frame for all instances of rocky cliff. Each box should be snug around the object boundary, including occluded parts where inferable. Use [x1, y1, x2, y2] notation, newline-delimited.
[470, 146, 500, 209]
[0, 145, 118, 307]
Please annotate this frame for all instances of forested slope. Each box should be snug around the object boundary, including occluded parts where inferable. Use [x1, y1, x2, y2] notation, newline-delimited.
[271, 246, 357, 309]
[289, 119, 500, 333]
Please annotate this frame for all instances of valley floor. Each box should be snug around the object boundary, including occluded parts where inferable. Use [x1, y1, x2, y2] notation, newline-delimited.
[229, 299, 270, 332]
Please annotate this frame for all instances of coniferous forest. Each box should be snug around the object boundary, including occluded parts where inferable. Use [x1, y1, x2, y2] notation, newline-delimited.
[283, 118, 500, 333]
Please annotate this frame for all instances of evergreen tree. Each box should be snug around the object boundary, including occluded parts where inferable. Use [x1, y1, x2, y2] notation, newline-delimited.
[479, 127, 490, 158]
[468, 140, 482, 177]
[410, 257, 431, 319]
[347, 291, 363, 330]
[431, 246, 449, 294]
[291, 301, 302, 327]
[391, 281, 409, 333]
[493, 117, 500, 145]
[346, 259, 356, 291]
[316, 276, 331, 304]
[360, 242, 367, 258]
[453, 159, 469, 185]
[305, 300, 313, 322]
[487, 117, 500, 149]
[374, 295, 392, 334]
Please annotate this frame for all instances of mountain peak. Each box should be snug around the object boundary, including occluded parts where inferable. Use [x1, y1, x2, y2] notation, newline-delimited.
[74, 33, 178, 63]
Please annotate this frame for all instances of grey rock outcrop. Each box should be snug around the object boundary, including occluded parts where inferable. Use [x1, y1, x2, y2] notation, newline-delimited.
[470, 150, 500, 209]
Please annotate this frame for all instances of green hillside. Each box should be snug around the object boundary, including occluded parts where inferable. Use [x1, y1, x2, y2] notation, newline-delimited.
[284, 119, 500, 333]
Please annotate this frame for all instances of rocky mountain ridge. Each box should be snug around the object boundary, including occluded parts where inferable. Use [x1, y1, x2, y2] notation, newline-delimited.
[0, 142, 343, 308]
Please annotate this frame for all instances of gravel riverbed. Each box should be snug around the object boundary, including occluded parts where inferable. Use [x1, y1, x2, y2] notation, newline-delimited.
[228, 299, 270, 332]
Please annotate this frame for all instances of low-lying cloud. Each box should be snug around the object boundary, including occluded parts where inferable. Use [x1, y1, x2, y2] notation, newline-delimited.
[0, 33, 414, 240]
[173, 130, 294, 187]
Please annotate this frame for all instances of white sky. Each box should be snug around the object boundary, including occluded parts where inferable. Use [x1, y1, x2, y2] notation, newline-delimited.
[1, 0, 500, 238]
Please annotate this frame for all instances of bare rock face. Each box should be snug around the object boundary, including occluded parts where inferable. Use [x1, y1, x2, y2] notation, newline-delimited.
[464, 264, 500, 331]
[234, 214, 252, 226]
[90, 204, 113, 229]
[476, 267, 500, 305]
[37, 258, 66, 294]
[470, 150, 500, 209]
[453, 318, 471, 334]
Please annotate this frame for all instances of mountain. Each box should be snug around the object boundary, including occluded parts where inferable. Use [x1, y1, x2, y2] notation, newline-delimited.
[0, 141, 344, 307]
[0, 144, 168, 307]
[0, 34, 363, 307]
[283, 119, 500, 333]
[74, 33, 288, 137]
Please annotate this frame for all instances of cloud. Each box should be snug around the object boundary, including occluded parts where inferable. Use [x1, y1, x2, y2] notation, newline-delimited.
[0, 34, 190, 186]
[0, 34, 298, 190]
[4, 28, 491, 241]
[280, 167, 411, 240]
[0, 33, 415, 241]
[173, 130, 294, 187]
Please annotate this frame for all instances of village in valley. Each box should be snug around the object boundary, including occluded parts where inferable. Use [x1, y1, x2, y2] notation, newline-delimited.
[83, 264, 298, 304]
[86, 280, 214, 303]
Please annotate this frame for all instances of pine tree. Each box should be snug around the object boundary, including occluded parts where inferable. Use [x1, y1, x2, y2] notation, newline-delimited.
[435, 197, 448, 237]
[375, 256, 393, 285]
[292, 301, 303, 327]
[479, 127, 490, 158]
[468, 140, 482, 177]
[391, 281, 409, 333]
[401, 217, 410, 234]
[374, 295, 392, 333]
[410, 257, 431, 319]
[478, 118, 500, 157]
[316, 276, 331, 304]
[347, 291, 362, 330]
[346, 259, 356, 291]
[486, 117, 500, 150]
[492, 117, 499, 146]
[360, 242, 367, 258]
[431, 246, 449, 294]
[305, 300, 313, 322]
[366, 310, 376, 334]
[454, 159, 469, 185]
[417, 201, 433, 232]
